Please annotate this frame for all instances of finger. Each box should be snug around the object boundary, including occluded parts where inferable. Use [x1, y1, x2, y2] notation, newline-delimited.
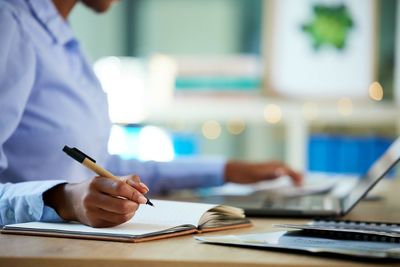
[284, 167, 303, 186]
[273, 167, 286, 177]
[270, 163, 303, 186]
[85, 191, 139, 214]
[120, 174, 140, 183]
[93, 177, 148, 204]
[127, 174, 140, 183]
[85, 208, 136, 227]
[124, 175, 149, 194]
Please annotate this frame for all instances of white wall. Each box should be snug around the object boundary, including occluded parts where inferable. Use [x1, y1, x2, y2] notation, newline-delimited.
[69, 2, 127, 62]
[133, 0, 244, 56]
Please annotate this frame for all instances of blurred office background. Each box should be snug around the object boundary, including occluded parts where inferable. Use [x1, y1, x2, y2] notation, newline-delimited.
[70, 0, 399, 177]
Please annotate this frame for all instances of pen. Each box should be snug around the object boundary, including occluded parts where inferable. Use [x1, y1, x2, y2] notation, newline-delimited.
[62, 145, 154, 207]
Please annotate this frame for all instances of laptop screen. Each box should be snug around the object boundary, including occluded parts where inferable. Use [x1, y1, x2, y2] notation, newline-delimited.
[342, 137, 400, 214]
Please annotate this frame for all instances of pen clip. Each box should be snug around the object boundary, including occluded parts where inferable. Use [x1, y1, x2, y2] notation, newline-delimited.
[71, 147, 96, 163]
[63, 145, 96, 163]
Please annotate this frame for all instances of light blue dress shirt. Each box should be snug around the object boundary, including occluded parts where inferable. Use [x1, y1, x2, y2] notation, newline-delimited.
[0, 0, 225, 225]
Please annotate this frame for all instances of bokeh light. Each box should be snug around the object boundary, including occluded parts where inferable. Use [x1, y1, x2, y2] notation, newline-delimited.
[263, 104, 282, 124]
[368, 81, 384, 101]
[227, 118, 246, 135]
[202, 120, 222, 139]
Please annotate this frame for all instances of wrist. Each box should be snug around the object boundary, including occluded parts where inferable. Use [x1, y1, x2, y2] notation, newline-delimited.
[224, 160, 244, 183]
[43, 183, 76, 221]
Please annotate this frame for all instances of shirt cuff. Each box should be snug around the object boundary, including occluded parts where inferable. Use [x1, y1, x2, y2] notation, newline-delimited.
[1, 180, 66, 224]
[40, 205, 65, 222]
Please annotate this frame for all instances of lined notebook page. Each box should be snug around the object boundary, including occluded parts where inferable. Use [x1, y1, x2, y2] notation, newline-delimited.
[5, 200, 217, 236]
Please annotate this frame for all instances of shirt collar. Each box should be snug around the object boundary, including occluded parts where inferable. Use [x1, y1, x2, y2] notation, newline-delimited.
[26, 0, 75, 45]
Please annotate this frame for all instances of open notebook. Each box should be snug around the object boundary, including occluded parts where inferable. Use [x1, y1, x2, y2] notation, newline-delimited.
[1, 200, 251, 242]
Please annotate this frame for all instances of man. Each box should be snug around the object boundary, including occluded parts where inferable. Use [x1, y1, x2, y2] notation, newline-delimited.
[0, 0, 302, 227]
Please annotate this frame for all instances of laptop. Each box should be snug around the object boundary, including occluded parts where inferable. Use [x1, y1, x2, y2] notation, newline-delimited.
[202, 137, 400, 217]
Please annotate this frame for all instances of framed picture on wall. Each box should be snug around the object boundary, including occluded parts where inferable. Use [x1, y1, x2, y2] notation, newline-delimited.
[263, 0, 378, 99]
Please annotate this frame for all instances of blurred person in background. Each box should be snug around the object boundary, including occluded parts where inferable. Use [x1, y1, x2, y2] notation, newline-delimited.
[0, 0, 302, 227]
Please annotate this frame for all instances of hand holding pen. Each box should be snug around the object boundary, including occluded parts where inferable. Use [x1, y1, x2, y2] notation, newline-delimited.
[62, 146, 153, 206]
[43, 146, 153, 228]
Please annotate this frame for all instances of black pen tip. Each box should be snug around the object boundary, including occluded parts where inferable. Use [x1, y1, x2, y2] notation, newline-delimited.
[146, 199, 154, 207]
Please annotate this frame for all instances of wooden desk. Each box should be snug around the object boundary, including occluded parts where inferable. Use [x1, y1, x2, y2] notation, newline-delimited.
[1, 180, 400, 267]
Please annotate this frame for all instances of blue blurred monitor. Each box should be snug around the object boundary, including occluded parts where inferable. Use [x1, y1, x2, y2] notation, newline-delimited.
[308, 134, 395, 177]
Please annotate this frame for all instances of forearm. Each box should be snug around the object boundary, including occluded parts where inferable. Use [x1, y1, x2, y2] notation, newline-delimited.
[0, 181, 66, 225]
[106, 155, 227, 195]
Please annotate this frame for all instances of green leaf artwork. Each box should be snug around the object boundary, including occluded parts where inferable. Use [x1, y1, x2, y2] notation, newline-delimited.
[302, 4, 354, 50]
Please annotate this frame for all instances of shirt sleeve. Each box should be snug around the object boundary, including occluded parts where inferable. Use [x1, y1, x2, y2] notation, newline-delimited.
[0, 6, 64, 225]
[0, 181, 66, 225]
[0, 5, 36, 175]
[106, 156, 227, 195]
